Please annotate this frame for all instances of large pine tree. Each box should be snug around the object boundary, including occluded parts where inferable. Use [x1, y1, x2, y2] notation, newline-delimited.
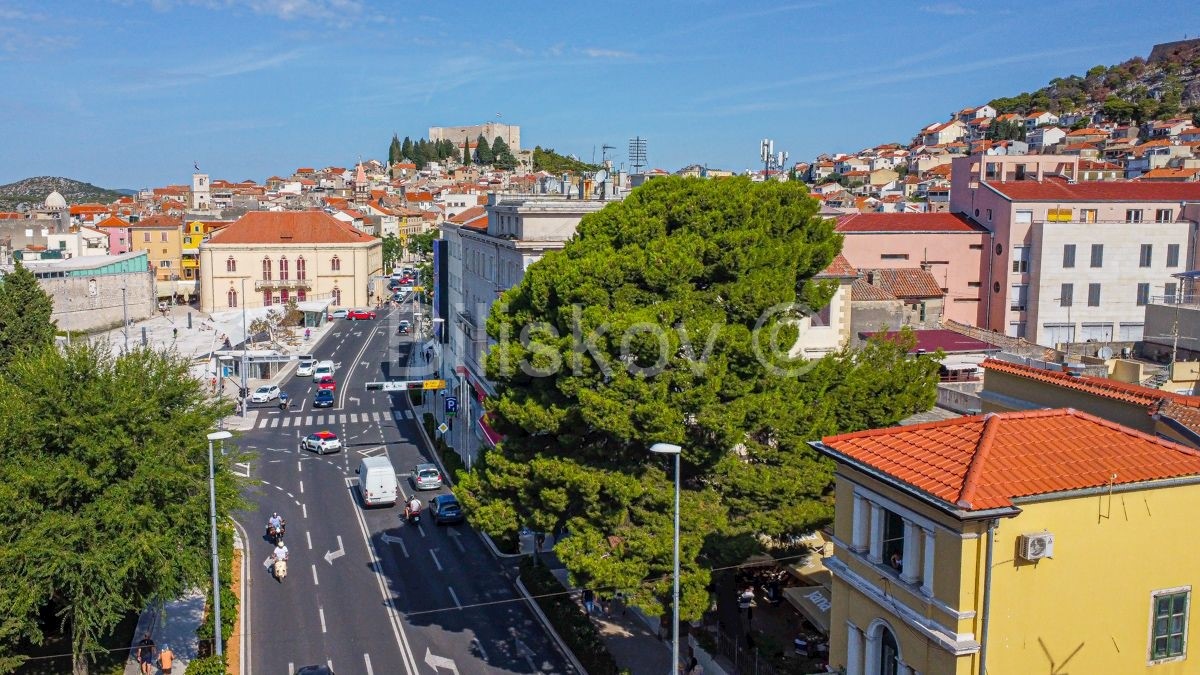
[474, 133, 493, 165]
[0, 262, 55, 369]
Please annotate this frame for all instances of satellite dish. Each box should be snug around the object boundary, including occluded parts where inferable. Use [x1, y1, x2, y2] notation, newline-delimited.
[593, 169, 609, 184]
[1097, 346, 1114, 359]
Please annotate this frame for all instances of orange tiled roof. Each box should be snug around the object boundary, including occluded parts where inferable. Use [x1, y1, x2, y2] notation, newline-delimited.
[1140, 167, 1200, 180]
[205, 211, 377, 245]
[0, 212, 24, 219]
[851, 278, 895, 301]
[860, 268, 943, 299]
[819, 408, 1200, 510]
[95, 215, 130, 228]
[130, 215, 183, 228]
[448, 206, 486, 225]
[981, 358, 1200, 409]
[817, 254, 858, 278]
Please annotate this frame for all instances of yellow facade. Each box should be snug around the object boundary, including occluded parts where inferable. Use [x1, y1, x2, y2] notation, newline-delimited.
[129, 224, 183, 282]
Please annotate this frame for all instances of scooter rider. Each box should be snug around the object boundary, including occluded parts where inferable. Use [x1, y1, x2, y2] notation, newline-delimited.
[404, 495, 422, 521]
[272, 540, 289, 564]
[267, 512, 284, 538]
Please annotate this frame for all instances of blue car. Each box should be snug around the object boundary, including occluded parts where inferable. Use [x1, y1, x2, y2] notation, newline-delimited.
[429, 494, 464, 525]
[313, 389, 335, 408]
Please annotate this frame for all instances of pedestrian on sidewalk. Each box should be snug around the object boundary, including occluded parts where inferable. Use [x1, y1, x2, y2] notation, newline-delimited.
[135, 632, 156, 675]
[582, 588, 597, 616]
[158, 644, 174, 674]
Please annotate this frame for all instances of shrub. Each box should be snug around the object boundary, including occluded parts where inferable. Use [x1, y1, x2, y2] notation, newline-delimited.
[187, 653, 227, 675]
[519, 559, 620, 675]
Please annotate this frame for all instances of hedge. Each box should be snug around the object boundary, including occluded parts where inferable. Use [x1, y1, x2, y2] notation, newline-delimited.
[519, 558, 621, 675]
[195, 520, 238, 668]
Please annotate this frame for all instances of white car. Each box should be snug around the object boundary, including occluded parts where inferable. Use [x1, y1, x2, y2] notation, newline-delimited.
[296, 358, 315, 377]
[250, 385, 280, 403]
[328, 309, 348, 320]
[302, 431, 341, 454]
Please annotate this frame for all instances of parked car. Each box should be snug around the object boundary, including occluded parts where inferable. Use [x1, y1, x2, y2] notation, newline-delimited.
[249, 385, 280, 403]
[411, 463, 443, 490]
[313, 389, 335, 408]
[302, 431, 341, 454]
[296, 357, 315, 377]
[327, 309, 348, 320]
[428, 494, 464, 525]
[347, 309, 377, 320]
[317, 376, 337, 392]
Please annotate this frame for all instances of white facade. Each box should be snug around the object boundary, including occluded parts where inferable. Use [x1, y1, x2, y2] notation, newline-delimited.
[191, 173, 210, 210]
[1026, 126, 1066, 150]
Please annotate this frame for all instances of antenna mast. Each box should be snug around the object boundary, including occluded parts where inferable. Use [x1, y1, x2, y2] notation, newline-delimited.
[629, 137, 647, 175]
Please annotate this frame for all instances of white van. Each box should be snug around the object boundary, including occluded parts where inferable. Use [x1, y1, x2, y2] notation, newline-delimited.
[356, 456, 398, 507]
[312, 360, 335, 382]
[296, 356, 316, 378]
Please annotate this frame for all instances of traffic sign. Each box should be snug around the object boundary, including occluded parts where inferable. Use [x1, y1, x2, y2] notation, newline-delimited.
[365, 379, 447, 392]
[437, 422, 449, 434]
[445, 396, 458, 414]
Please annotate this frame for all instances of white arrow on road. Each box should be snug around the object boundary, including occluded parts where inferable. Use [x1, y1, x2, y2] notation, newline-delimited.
[324, 535, 344, 565]
[349, 396, 361, 406]
[381, 533, 410, 557]
[424, 648, 459, 674]
[447, 528, 465, 554]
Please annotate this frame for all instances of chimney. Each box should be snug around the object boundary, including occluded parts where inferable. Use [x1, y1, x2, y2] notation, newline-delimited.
[866, 271, 875, 285]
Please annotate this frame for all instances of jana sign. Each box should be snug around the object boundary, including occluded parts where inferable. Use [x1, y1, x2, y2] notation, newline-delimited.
[445, 396, 458, 414]
[365, 379, 446, 392]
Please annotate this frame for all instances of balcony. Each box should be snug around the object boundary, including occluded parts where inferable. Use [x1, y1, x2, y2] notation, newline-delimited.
[254, 278, 313, 291]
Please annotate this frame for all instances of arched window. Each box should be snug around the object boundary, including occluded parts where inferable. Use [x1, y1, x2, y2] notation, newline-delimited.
[261, 257, 272, 281]
[331, 255, 341, 272]
[262, 290, 272, 307]
[278, 256, 289, 281]
[297, 289, 307, 302]
[280, 289, 289, 304]
[226, 256, 237, 272]
[332, 286, 341, 305]
[296, 256, 307, 280]
[227, 289, 237, 308]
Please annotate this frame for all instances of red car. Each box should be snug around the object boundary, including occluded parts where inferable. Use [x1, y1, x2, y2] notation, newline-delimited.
[317, 376, 337, 392]
[347, 309, 377, 320]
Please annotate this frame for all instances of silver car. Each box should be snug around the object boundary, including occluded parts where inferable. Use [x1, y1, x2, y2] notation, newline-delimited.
[411, 463, 443, 490]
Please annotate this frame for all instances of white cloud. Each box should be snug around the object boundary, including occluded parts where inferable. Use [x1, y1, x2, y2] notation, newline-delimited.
[145, 0, 364, 23]
[919, 2, 973, 15]
[115, 47, 305, 92]
[581, 48, 634, 59]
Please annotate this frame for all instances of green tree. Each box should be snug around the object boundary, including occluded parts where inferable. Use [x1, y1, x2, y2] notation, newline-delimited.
[1085, 64, 1108, 79]
[1102, 95, 1137, 123]
[531, 146, 601, 174]
[491, 136, 517, 170]
[462, 140, 472, 165]
[457, 176, 940, 621]
[475, 134, 494, 165]
[382, 234, 402, 270]
[0, 344, 243, 674]
[408, 228, 439, 258]
[388, 133, 401, 165]
[0, 261, 55, 370]
[401, 136, 413, 162]
[987, 119, 1026, 141]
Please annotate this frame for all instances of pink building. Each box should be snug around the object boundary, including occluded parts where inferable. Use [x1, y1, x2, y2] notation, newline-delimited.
[94, 215, 131, 255]
[836, 212, 988, 325]
[951, 154, 1200, 344]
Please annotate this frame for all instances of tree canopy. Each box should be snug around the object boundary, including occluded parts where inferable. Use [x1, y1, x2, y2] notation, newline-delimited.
[0, 262, 55, 368]
[474, 133, 494, 165]
[0, 343, 243, 673]
[491, 136, 517, 170]
[408, 228, 439, 258]
[530, 146, 600, 175]
[456, 176, 940, 620]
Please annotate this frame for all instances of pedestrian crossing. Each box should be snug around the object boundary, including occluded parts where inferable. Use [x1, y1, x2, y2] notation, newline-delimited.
[255, 409, 413, 429]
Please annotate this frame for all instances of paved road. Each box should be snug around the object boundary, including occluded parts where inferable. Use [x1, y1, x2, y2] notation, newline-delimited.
[237, 305, 573, 675]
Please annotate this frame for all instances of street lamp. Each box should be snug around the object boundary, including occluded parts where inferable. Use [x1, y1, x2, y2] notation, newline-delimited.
[1055, 295, 1073, 359]
[206, 430, 233, 657]
[650, 442, 682, 675]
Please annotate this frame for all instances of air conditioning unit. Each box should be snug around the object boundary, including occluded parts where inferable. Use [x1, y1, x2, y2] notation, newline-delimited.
[1019, 532, 1054, 561]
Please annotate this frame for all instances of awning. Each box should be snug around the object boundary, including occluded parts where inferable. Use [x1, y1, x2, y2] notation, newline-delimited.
[787, 551, 833, 589]
[296, 298, 332, 312]
[783, 586, 831, 634]
[477, 413, 503, 447]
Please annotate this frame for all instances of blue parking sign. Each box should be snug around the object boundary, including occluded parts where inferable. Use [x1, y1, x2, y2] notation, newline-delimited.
[445, 396, 458, 414]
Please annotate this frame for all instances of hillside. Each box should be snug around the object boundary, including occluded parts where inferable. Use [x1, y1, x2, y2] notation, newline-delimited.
[531, 146, 601, 175]
[987, 39, 1200, 125]
[0, 176, 126, 211]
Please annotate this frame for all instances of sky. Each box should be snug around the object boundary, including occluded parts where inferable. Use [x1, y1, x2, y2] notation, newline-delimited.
[2, 0, 1198, 189]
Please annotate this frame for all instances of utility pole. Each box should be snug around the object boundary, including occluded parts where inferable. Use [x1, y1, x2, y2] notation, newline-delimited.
[240, 277, 248, 413]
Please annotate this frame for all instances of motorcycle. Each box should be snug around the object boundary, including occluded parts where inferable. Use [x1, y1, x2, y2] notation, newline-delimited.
[266, 521, 286, 545]
[404, 503, 422, 524]
[278, 394, 291, 411]
[273, 556, 288, 582]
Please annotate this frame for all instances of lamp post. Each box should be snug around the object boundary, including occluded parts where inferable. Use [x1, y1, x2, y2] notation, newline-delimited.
[1055, 295, 1073, 359]
[240, 278, 248, 414]
[650, 442, 682, 675]
[206, 430, 233, 657]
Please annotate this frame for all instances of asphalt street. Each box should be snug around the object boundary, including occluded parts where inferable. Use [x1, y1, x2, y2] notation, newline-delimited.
[236, 303, 574, 675]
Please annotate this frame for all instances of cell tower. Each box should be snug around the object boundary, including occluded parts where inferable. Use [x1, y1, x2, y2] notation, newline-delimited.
[629, 137, 647, 174]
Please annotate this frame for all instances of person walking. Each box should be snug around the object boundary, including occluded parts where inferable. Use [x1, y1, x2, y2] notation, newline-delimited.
[158, 643, 174, 674]
[582, 588, 597, 616]
[135, 632, 156, 675]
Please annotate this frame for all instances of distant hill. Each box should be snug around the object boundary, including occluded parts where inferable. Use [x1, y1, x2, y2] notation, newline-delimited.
[531, 147, 601, 175]
[986, 39, 1200, 125]
[0, 176, 127, 211]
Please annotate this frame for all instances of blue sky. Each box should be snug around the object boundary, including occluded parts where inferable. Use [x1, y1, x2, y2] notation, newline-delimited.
[2, 0, 1197, 189]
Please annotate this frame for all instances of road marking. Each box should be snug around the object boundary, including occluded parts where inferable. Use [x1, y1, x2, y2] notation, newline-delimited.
[305, 415, 313, 425]
[306, 531, 312, 549]
[339, 414, 348, 424]
[232, 462, 251, 478]
[344, 479, 419, 673]
[302, 503, 307, 519]
[288, 662, 293, 674]
[471, 637, 488, 662]
[299, 480, 304, 494]
[351, 413, 359, 423]
[363, 653, 374, 675]
[297, 460, 302, 473]
[324, 535, 345, 564]
[286, 492, 294, 499]
[312, 564, 319, 586]
[328, 660, 334, 672]
[349, 396, 361, 406]
[448, 529, 465, 553]
[448, 585, 461, 608]
[429, 549, 442, 571]
[319, 606, 326, 633]
[423, 648, 459, 674]
[381, 532, 409, 558]
[270, 418, 280, 428]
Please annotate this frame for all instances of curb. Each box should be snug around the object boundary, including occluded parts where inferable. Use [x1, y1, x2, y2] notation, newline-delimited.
[515, 576, 589, 675]
[231, 518, 250, 675]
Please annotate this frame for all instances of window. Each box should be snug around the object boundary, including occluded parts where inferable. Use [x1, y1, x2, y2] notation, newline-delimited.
[968, 281, 982, 288]
[280, 289, 289, 304]
[1090, 244, 1104, 268]
[881, 510, 906, 572]
[986, 208, 993, 221]
[1156, 209, 1174, 223]
[143, 232, 150, 243]
[261, 257, 272, 281]
[880, 253, 909, 260]
[1140, 244, 1153, 267]
[1120, 323, 1145, 341]
[1060, 283, 1073, 307]
[1168, 244, 1180, 268]
[1127, 209, 1144, 223]
[1011, 246, 1029, 273]
[1166, 282, 1178, 303]
[1137, 283, 1151, 306]
[1150, 589, 1189, 661]
[969, 244, 984, 250]
[160, 260, 171, 268]
[226, 257, 236, 272]
[161, 232, 168, 242]
[1063, 244, 1076, 268]
[1010, 284, 1028, 311]
[332, 287, 342, 305]
[296, 256, 306, 280]
[1009, 321, 1027, 339]
[1088, 283, 1101, 307]
[297, 289, 306, 302]
[227, 289, 237, 308]
[331, 255, 341, 272]
[279, 256, 289, 281]
[1080, 209, 1098, 223]
[263, 290, 272, 307]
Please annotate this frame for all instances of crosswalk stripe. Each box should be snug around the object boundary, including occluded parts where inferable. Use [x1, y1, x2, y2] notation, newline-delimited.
[305, 415, 313, 426]
[257, 418, 268, 429]
[339, 414, 347, 424]
[350, 413, 359, 424]
[282, 417, 292, 428]
[269, 418, 280, 428]
[405, 409, 414, 420]
[393, 411, 402, 421]
[372, 411, 381, 423]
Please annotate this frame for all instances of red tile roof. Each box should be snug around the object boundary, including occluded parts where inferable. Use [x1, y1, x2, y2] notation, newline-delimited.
[95, 215, 130, 228]
[817, 254, 858, 278]
[860, 268, 943, 299]
[836, 212, 986, 233]
[205, 211, 377, 245]
[130, 215, 182, 228]
[861, 329, 998, 354]
[448, 206, 486, 225]
[819, 408, 1200, 510]
[981, 358, 1200, 409]
[987, 178, 1200, 202]
[851, 278, 895, 301]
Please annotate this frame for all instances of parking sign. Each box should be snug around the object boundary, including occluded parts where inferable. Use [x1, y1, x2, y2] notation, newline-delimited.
[445, 396, 458, 414]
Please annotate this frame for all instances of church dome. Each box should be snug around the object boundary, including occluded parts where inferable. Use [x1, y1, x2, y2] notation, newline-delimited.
[44, 190, 67, 209]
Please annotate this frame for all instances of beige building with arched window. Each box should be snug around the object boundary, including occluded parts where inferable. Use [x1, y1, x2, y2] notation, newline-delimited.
[198, 211, 382, 313]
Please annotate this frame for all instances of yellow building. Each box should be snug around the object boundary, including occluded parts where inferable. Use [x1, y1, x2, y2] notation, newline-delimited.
[812, 408, 1200, 674]
[128, 214, 184, 299]
[198, 211, 382, 312]
[182, 220, 230, 293]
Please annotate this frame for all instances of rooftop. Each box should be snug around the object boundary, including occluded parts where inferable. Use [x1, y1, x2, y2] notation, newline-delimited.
[859, 329, 999, 354]
[987, 177, 1200, 202]
[981, 358, 1200, 410]
[836, 212, 986, 233]
[205, 211, 377, 246]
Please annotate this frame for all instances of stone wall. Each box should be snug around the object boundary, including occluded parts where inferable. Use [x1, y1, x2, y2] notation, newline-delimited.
[39, 271, 156, 333]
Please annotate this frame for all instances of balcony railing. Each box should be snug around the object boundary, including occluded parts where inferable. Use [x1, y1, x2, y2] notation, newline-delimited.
[254, 278, 313, 291]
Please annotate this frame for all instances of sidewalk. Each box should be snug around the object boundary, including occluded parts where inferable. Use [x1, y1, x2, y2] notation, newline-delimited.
[122, 591, 205, 675]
